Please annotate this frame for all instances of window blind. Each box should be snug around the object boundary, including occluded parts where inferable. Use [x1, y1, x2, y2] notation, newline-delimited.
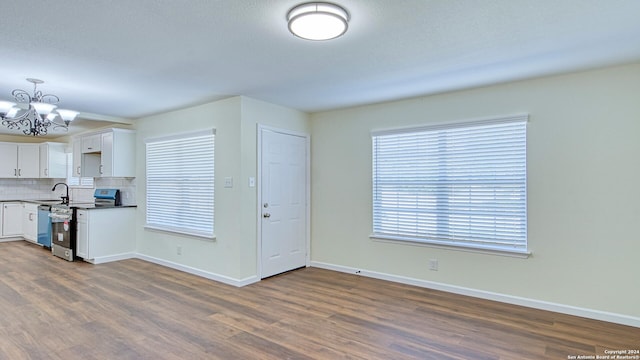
[372, 116, 527, 253]
[145, 129, 215, 238]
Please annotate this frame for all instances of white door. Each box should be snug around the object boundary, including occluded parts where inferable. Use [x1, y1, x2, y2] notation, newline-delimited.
[260, 127, 309, 278]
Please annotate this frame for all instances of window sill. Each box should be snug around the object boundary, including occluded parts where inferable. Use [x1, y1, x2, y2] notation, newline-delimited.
[369, 234, 531, 259]
[145, 225, 216, 241]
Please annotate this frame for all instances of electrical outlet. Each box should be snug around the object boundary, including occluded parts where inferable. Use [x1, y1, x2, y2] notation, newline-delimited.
[177, 246, 182, 255]
[224, 177, 233, 188]
[428, 259, 438, 271]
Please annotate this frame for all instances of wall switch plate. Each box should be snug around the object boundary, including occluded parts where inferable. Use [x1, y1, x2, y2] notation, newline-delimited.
[428, 259, 439, 271]
[177, 246, 182, 255]
[249, 177, 255, 187]
[224, 177, 233, 188]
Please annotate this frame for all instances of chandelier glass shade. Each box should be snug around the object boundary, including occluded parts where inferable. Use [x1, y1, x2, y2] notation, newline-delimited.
[287, 2, 349, 41]
[0, 78, 79, 136]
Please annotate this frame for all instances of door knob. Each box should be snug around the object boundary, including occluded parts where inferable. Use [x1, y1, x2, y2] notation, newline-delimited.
[263, 213, 271, 218]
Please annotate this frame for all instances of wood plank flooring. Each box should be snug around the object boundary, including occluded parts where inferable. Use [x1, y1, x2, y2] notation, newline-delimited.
[0, 241, 637, 359]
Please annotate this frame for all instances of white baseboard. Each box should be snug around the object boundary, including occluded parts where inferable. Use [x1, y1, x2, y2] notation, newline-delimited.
[311, 261, 640, 328]
[0, 237, 23, 243]
[136, 254, 259, 287]
[88, 252, 137, 264]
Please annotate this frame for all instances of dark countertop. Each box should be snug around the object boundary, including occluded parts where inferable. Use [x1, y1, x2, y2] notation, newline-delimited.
[70, 203, 137, 210]
[2, 199, 136, 210]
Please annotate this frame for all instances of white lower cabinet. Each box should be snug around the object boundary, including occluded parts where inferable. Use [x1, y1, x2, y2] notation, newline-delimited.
[22, 203, 38, 242]
[2, 202, 23, 237]
[75, 208, 135, 263]
[76, 210, 89, 259]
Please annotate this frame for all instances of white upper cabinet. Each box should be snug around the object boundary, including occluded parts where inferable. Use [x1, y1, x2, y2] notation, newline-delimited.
[74, 128, 136, 178]
[39, 142, 67, 178]
[72, 139, 82, 177]
[0, 143, 17, 177]
[18, 145, 40, 178]
[81, 133, 102, 153]
[0, 143, 39, 178]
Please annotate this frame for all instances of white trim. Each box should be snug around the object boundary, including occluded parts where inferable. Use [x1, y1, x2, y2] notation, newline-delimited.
[0, 238, 23, 243]
[84, 252, 136, 264]
[310, 261, 640, 329]
[144, 225, 216, 241]
[136, 254, 259, 287]
[144, 128, 216, 144]
[371, 113, 529, 137]
[257, 124, 311, 279]
[371, 235, 531, 258]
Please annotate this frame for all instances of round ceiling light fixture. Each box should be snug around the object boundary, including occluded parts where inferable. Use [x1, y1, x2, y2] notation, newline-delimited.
[287, 2, 350, 41]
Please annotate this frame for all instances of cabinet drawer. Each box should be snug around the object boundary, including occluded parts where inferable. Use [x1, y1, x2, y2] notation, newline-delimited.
[81, 134, 102, 153]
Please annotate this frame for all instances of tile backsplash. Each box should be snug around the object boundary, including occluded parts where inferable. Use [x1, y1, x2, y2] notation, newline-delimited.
[0, 178, 137, 205]
[0, 178, 66, 201]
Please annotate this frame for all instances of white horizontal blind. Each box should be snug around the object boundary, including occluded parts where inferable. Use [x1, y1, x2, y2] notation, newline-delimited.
[372, 116, 527, 252]
[145, 129, 215, 238]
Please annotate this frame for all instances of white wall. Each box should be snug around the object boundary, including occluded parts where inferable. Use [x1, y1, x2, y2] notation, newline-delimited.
[134, 96, 309, 283]
[310, 63, 640, 322]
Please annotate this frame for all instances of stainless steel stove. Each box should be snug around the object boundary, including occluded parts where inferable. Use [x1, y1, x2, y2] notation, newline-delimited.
[50, 204, 75, 261]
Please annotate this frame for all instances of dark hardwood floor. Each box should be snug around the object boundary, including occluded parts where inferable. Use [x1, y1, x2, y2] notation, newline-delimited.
[0, 241, 637, 359]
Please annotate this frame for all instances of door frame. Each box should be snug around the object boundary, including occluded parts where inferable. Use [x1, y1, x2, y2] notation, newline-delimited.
[257, 124, 311, 279]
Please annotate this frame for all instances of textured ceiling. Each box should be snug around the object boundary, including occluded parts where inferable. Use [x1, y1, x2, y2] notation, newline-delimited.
[1, 0, 640, 136]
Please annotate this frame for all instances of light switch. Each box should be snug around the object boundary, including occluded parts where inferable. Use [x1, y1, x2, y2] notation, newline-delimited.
[249, 177, 255, 187]
[224, 177, 233, 188]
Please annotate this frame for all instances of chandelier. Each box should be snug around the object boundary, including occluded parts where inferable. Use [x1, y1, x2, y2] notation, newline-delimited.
[0, 78, 79, 136]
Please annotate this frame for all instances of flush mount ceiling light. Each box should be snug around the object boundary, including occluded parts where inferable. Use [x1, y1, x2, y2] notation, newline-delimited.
[287, 2, 350, 41]
[0, 78, 79, 136]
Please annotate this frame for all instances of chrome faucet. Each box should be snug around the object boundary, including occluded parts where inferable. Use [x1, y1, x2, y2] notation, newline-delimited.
[52, 182, 70, 204]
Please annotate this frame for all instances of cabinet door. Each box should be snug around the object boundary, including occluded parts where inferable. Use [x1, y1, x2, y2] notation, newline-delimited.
[17, 145, 40, 178]
[76, 211, 89, 259]
[100, 132, 114, 177]
[72, 139, 83, 176]
[82, 134, 102, 153]
[0, 143, 18, 178]
[21, 203, 38, 242]
[39, 144, 49, 178]
[109, 129, 136, 177]
[40, 143, 67, 178]
[2, 203, 23, 237]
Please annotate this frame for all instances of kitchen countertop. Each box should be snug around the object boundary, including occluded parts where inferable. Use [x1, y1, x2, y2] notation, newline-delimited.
[4, 199, 137, 210]
[70, 203, 137, 210]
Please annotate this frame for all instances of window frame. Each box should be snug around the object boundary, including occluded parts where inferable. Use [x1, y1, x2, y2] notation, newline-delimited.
[144, 128, 216, 239]
[370, 115, 529, 257]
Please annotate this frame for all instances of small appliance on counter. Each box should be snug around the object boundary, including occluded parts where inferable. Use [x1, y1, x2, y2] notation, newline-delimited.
[94, 189, 121, 207]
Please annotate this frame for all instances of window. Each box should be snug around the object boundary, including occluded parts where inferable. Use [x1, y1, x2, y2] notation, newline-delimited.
[145, 129, 215, 239]
[66, 153, 94, 188]
[371, 115, 527, 254]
